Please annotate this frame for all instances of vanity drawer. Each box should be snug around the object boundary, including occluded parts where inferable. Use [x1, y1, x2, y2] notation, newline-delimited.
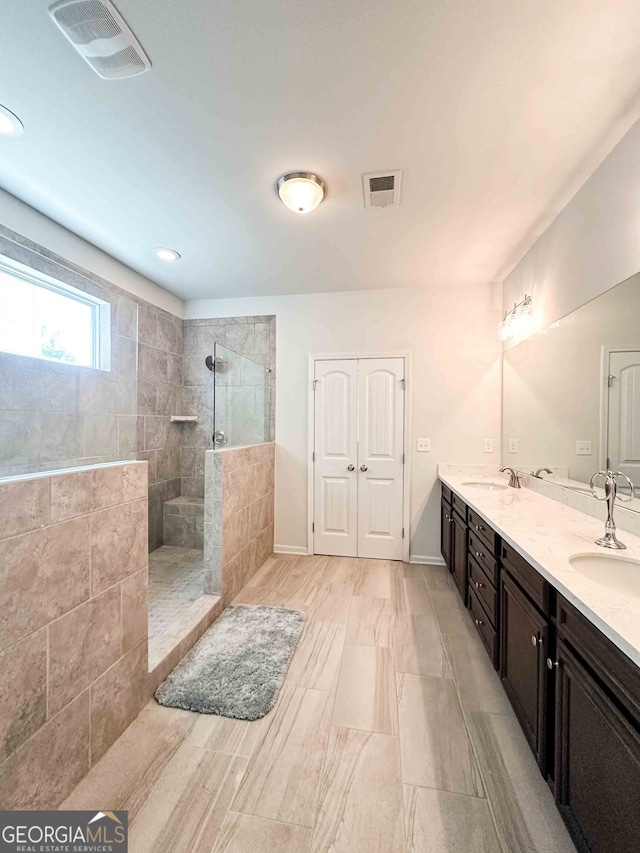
[468, 509, 499, 555]
[452, 493, 467, 521]
[468, 587, 499, 669]
[556, 595, 640, 727]
[441, 484, 452, 505]
[501, 541, 550, 616]
[468, 531, 499, 586]
[468, 555, 498, 626]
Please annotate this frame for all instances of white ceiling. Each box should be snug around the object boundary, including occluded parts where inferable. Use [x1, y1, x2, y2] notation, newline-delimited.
[3, 1, 640, 300]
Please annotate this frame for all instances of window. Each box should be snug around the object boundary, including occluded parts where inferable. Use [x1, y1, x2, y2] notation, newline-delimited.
[0, 256, 108, 369]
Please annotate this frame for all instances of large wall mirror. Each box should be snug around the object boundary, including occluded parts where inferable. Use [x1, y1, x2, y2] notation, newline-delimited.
[502, 271, 640, 510]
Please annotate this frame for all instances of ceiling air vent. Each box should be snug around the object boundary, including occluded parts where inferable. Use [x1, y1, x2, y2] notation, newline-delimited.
[362, 170, 402, 209]
[49, 0, 151, 79]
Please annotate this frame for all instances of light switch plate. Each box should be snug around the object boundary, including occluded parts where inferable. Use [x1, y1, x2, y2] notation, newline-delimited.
[417, 438, 431, 452]
[484, 438, 493, 453]
[576, 440, 593, 456]
[508, 438, 518, 453]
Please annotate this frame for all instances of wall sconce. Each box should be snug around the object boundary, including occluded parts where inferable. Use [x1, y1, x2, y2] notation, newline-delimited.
[498, 294, 532, 341]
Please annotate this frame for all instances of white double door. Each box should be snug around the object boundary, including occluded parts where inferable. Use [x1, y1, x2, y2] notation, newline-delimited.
[607, 350, 640, 485]
[313, 357, 405, 560]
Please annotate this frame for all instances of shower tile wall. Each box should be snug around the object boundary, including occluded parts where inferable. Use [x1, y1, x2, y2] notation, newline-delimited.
[181, 316, 276, 496]
[135, 305, 184, 551]
[0, 225, 185, 553]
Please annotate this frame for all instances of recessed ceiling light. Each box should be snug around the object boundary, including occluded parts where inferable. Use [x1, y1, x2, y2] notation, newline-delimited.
[155, 248, 181, 262]
[0, 105, 24, 137]
[277, 172, 325, 214]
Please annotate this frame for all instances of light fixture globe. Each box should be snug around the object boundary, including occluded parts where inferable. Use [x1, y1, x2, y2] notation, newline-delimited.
[277, 172, 325, 214]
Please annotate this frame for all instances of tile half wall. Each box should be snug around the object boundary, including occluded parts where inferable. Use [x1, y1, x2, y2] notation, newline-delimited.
[0, 461, 150, 809]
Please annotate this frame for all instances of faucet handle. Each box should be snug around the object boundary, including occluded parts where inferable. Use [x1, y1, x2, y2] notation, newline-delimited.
[613, 472, 636, 503]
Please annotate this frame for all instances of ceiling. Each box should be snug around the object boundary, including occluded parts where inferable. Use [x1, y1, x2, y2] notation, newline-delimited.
[3, 1, 640, 301]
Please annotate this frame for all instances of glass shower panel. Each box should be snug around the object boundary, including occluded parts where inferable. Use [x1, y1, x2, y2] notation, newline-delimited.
[213, 342, 271, 448]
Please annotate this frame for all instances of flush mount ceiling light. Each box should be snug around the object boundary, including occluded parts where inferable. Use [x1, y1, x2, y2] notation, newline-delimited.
[155, 248, 181, 262]
[498, 294, 532, 341]
[277, 172, 325, 214]
[0, 105, 24, 137]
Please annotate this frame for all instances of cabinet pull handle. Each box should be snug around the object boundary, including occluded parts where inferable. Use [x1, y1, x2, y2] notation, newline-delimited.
[445, 514, 451, 521]
[448, 517, 454, 524]
[474, 580, 483, 589]
[546, 658, 559, 670]
[474, 523, 484, 531]
[475, 550, 483, 559]
[532, 635, 542, 647]
[475, 618, 484, 626]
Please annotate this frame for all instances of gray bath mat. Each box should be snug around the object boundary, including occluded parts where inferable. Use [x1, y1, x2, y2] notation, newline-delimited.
[154, 604, 307, 720]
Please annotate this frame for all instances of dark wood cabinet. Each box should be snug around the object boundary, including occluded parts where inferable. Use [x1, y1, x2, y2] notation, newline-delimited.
[451, 511, 468, 604]
[500, 571, 549, 772]
[438, 479, 640, 851]
[440, 494, 452, 569]
[554, 638, 640, 853]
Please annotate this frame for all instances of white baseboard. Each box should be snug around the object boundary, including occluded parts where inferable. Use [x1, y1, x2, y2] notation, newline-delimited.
[409, 554, 446, 566]
[274, 544, 309, 555]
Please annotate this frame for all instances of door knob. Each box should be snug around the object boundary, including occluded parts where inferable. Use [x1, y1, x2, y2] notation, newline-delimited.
[360, 464, 368, 472]
[347, 464, 355, 471]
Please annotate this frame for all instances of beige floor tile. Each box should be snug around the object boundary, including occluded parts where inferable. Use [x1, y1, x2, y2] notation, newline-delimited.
[441, 620, 514, 717]
[61, 701, 196, 821]
[346, 596, 393, 647]
[301, 583, 352, 624]
[128, 745, 243, 853]
[212, 812, 312, 853]
[393, 614, 451, 677]
[231, 685, 333, 827]
[466, 711, 576, 853]
[404, 785, 500, 853]
[352, 559, 394, 598]
[186, 714, 252, 755]
[397, 673, 483, 797]
[321, 556, 360, 585]
[333, 645, 398, 734]
[286, 622, 346, 691]
[391, 573, 436, 617]
[310, 727, 404, 853]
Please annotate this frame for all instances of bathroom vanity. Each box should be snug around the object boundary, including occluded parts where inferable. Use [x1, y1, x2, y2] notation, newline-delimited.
[440, 472, 640, 853]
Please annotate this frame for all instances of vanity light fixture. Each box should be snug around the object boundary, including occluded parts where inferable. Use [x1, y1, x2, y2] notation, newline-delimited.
[277, 172, 325, 214]
[155, 248, 181, 262]
[0, 104, 24, 137]
[498, 294, 532, 341]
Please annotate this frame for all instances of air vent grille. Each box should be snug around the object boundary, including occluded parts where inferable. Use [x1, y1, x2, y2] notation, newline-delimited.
[362, 171, 402, 209]
[49, 0, 151, 79]
[88, 45, 147, 77]
[53, 0, 122, 44]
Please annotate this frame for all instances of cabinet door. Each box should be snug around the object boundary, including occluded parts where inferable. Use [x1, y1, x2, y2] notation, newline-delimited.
[451, 513, 467, 604]
[554, 639, 640, 853]
[440, 497, 452, 568]
[500, 572, 549, 771]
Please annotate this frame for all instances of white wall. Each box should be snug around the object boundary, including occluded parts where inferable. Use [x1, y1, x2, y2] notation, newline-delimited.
[503, 116, 640, 343]
[186, 285, 502, 561]
[0, 188, 183, 318]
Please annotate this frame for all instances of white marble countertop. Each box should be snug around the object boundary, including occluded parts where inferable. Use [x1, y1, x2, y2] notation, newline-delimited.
[439, 466, 640, 668]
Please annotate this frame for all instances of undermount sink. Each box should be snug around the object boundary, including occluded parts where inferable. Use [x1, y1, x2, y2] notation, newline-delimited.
[462, 481, 508, 491]
[569, 553, 640, 598]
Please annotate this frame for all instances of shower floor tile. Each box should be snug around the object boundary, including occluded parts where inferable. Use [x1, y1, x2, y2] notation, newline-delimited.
[148, 546, 205, 642]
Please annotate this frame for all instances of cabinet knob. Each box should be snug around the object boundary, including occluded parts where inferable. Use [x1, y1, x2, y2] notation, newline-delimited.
[474, 523, 484, 531]
[475, 618, 484, 626]
[531, 635, 542, 647]
[474, 580, 484, 589]
[546, 658, 559, 670]
[448, 517, 454, 524]
[475, 550, 483, 559]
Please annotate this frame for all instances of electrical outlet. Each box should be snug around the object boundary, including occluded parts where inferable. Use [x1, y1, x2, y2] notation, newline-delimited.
[508, 438, 518, 454]
[484, 438, 493, 453]
[417, 438, 431, 452]
[576, 440, 593, 456]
